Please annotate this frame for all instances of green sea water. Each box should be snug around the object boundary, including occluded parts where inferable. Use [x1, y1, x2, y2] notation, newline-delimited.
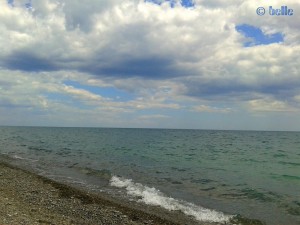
[0, 127, 299, 224]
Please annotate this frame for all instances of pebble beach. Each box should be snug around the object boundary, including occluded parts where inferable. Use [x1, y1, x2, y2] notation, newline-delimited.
[0, 162, 205, 225]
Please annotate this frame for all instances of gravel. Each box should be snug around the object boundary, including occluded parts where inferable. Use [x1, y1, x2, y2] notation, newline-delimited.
[0, 162, 203, 225]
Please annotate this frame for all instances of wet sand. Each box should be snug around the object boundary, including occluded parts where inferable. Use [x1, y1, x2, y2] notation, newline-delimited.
[0, 162, 207, 225]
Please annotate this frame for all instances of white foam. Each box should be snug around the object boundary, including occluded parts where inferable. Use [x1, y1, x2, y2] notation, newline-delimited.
[13, 155, 26, 160]
[13, 155, 38, 162]
[110, 176, 232, 223]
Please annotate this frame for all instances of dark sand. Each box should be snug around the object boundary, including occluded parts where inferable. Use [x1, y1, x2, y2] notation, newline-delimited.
[0, 162, 211, 225]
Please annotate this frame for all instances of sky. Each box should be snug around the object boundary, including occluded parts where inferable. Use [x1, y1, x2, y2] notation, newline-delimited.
[0, 0, 300, 131]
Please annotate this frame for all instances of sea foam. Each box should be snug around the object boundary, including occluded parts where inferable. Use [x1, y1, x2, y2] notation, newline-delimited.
[110, 175, 232, 223]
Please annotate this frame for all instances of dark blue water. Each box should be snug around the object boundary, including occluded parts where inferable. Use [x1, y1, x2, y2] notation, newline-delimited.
[0, 127, 299, 224]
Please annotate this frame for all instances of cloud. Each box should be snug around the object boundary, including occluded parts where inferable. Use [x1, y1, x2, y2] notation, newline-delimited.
[247, 97, 299, 112]
[1, 0, 235, 78]
[1, 0, 300, 129]
[138, 114, 170, 120]
[192, 105, 231, 113]
[80, 56, 182, 79]
[3, 50, 58, 72]
[62, 85, 104, 102]
[0, 68, 181, 127]
[183, 43, 300, 102]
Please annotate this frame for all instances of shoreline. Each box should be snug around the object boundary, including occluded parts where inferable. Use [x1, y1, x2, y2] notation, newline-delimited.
[1, 127, 296, 225]
[0, 161, 215, 225]
[0, 157, 269, 225]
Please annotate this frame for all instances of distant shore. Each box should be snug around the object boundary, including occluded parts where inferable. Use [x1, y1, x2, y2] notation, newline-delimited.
[0, 161, 212, 225]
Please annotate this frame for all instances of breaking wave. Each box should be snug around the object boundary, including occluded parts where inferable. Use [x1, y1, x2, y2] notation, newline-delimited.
[110, 175, 232, 223]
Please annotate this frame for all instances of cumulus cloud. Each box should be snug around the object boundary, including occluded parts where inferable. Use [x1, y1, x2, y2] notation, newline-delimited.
[1, 0, 300, 129]
[1, 0, 236, 77]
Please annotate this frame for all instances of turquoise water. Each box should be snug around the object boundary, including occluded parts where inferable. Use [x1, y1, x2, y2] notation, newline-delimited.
[0, 127, 299, 224]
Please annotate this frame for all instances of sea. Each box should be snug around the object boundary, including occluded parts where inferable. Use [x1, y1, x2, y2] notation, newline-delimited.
[0, 126, 299, 225]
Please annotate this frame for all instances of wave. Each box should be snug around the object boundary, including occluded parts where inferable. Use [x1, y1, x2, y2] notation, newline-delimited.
[12, 154, 38, 162]
[110, 176, 232, 223]
[278, 161, 300, 167]
[281, 175, 300, 181]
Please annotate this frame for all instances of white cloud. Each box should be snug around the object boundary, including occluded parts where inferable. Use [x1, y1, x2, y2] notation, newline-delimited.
[1, 0, 300, 129]
[62, 85, 104, 102]
[247, 97, 298, 112]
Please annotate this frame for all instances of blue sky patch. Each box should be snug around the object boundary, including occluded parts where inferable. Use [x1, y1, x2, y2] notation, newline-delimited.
[7, 0, 14, 6]
[180, 0, 195, 8]
[236, 24, 284, 47]
[7, 0, 32, 8]
[144, 0, 194, 8]
[25, 0, 32, 9]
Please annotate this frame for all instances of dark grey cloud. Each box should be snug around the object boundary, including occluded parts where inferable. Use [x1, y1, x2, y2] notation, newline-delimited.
[79, 56, 186, 79]
[2, 51, 58, 72]
[183, 78, 300, 101]
[2, 46, 186, 79]
[258, 82, 300, 97]
[184, 79, 252, 99]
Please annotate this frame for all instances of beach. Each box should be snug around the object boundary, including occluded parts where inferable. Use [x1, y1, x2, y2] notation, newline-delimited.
[0, 127, 298, 225]
[0, 162, 206, 225]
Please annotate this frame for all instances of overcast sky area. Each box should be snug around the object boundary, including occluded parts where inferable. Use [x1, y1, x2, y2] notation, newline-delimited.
[1, 0, 300, 130]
